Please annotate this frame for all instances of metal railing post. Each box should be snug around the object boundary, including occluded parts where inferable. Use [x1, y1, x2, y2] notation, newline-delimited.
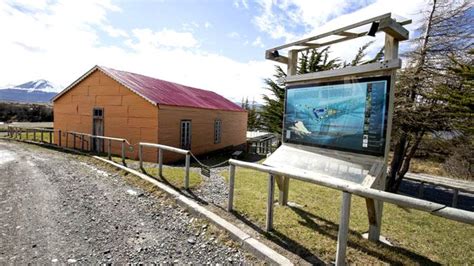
[49, 131, 52, 144]
[184, 153, 190, 189]
[335, 192, 352, 266]
[19, 128, 22, 140]
[158, 148, 163, 176]
[139, 144, 143, 170]
[58, 130, 61, 146]
[121, 140, 126, 165]
[25, 128, 29, 140]
[33, 128, 37, 141]
[227, 164, 236, 212]
[41, 130, 44, 142]
[108, 139, 112, 160]
[81, 134, 84, 151]
[65, 132, 69, 148]
[266, 174, 275, 232]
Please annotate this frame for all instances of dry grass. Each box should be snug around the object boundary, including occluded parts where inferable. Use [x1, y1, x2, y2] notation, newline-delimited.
[109, 156, 202, 189]
[222, 167, 474, 264]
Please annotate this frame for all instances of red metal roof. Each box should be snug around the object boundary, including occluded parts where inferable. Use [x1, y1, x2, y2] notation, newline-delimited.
[99, 66, 245, 112]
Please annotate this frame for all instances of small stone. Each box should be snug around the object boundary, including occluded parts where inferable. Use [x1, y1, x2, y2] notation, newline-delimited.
[67, 258, 77, 263]
[187, 237, 196, 244]
[51, 258, 58, 263]
[201, 224, 208, 229]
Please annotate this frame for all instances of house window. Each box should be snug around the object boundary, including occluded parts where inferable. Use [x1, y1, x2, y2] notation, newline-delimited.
[214, 119, 222, 144]
[180, 120, 192, 149]
[93, 107, 104, 118]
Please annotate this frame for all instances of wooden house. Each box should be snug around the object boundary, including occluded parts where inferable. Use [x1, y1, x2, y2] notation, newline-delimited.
[52, 65, 247, 162]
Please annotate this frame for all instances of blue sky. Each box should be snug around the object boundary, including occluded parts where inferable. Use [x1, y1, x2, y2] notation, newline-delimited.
[0, 0, 426, 102]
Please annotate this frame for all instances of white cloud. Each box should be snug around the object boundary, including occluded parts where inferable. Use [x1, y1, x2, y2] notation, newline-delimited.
[233, 0, 249, 9]
[127, 28, 199, 49]
[0, 0, 273, 102]
[253, 0, 426, 62]
[204, 21, 212, 29]
[251, 36, 265, 48]
[227, 31, 241, 39]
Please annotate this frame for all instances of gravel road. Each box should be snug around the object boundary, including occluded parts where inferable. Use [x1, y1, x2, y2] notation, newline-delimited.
[0, 140, 254, 264]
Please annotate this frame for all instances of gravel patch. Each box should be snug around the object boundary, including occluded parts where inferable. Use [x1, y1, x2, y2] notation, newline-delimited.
[122, 159, 230, 208]
[0, 140, 255, 264]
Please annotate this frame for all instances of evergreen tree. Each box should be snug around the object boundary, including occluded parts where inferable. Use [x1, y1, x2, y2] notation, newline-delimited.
[387, 0, 473, 191]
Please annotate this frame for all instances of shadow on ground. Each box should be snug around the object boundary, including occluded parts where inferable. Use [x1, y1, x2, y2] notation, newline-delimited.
[232, 205, 440, 265]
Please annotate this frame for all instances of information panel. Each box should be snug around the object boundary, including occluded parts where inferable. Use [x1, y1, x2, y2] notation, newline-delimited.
[283, 76, 390, 156]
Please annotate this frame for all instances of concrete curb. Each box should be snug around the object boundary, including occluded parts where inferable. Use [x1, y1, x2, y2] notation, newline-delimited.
[93, 156, 294, 266]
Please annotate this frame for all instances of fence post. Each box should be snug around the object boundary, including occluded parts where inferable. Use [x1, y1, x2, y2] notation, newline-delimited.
[19, 128, 22, 140]
[335, 192, 352, 266]
[139, 144, 143, 170]
[121, 140, 126, 165]
[41, 130, 44, 142]
[72, 133, 76, 149]
[266, 174, 275, 232]
[33, 128, 37, 141]
[227, 164, 236, 212]
[108, 139, 111, 160]
[158, 148, 163, 176]
[58, 130, 61, 147]
[184, 153, 190, 190]
[81, 135, 84, 151]
[49, 131, 52, 144]
[452, 189, 459, 207]
[25, 128, 29, 140]
[65, 132, 69, 148]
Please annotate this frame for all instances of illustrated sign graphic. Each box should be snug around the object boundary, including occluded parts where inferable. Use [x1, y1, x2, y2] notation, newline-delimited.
[284, 76, 390, 156]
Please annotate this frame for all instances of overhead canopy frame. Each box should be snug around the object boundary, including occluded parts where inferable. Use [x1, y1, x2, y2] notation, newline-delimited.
[265, 13, 411, 65]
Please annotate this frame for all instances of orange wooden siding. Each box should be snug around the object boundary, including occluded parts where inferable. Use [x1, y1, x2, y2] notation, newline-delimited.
[157, 105, 247, 161]
[54, 70, 159, 161]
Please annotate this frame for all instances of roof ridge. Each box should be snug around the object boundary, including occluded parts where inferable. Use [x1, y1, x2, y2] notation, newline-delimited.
[99, 65, 218, 94]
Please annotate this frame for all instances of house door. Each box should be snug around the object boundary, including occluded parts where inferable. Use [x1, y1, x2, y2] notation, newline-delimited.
[92, 108, 104, 152]
[180, 120, 191, 149]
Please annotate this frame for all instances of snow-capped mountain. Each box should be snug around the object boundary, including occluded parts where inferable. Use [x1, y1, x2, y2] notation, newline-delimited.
[0, 79, 61, 103]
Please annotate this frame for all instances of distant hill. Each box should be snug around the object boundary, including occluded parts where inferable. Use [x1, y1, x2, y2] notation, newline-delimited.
[0, 80, 60, 103]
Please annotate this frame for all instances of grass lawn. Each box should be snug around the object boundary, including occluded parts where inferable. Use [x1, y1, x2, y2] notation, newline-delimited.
[10, 131, 54, 143]
[222, 167, 474, 264]
[108, 156, 202, 190]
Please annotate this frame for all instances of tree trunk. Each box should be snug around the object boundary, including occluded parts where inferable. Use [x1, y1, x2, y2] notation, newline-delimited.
[393, 130, 426, 192]
[387, 132, 408, 192]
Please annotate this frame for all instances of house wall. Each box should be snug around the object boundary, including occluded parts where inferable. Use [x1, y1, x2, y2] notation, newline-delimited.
[157, 105, 247, 162]
[53, 69, 159, 161]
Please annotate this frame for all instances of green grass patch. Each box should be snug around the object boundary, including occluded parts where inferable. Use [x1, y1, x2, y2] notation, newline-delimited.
[222, 167, 474, 264]
[14, 131, 54, 143]
[109, 156, 202, 190]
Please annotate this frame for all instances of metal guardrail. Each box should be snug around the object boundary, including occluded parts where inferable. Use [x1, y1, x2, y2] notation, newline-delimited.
[138, 142, 191, 189]
[7, 126, 55, 145]
[227, 159, 474, 265]
[66, 131, 127, 164]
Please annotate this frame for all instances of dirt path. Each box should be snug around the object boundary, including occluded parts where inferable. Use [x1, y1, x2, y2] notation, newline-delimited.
[0, 140, 253, 264]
